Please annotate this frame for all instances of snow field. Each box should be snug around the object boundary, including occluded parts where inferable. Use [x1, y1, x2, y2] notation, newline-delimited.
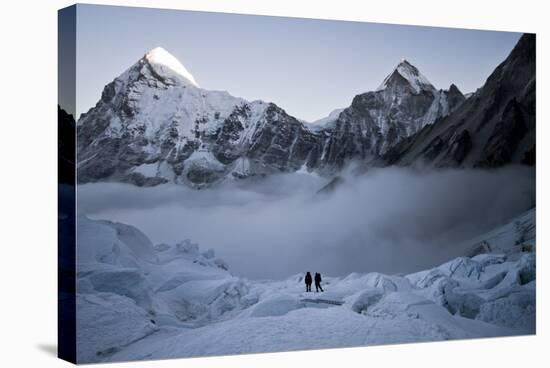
[75, 208, 536, 363]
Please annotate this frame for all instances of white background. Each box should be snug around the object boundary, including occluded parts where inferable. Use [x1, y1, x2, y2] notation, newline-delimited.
[0, 0, 547, 367]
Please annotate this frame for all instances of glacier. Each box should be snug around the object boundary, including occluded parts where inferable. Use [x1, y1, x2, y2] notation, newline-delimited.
[74, 208, 536, 363]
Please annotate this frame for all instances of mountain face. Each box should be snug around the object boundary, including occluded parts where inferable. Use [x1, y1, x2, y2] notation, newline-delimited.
[77, 48, 320, 186]
[383, 34, 535, 168]
[77, 35, 532, 187]
[315, 60, 465, 170]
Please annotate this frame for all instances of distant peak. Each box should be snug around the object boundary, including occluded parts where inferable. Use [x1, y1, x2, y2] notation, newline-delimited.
[376, 59, 435, 94]
[143, 47, 199, 87]
[448, 83, 461, 93]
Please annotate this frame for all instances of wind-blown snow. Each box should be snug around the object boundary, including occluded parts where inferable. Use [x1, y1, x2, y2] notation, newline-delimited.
[145, 47, 199, 87]
[75, 207, 536, 363]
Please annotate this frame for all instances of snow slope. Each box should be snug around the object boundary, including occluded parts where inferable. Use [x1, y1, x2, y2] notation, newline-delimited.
[75, 208, 536, 363]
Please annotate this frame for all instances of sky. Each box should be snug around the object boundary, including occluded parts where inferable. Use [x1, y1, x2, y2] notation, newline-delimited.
[71, 4, 522, 122]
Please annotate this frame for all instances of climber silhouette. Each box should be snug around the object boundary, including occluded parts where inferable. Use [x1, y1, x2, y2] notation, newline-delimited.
[315, 272, 324, 292]
[304, 272, 312, 292]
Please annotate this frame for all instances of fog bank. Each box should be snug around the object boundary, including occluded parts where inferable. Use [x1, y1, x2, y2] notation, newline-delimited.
[77, 166, 535, 279]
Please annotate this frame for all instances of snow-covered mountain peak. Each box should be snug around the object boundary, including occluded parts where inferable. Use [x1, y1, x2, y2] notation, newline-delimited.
[143, 47, 199, 87]
[377, 59, 435, 94]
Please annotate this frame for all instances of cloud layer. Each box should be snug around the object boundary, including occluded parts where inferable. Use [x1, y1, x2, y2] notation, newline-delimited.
[77, 166, 535, 279]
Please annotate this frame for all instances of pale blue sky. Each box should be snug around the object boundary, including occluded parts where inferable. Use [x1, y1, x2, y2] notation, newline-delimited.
[73, 4, 521, 122]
